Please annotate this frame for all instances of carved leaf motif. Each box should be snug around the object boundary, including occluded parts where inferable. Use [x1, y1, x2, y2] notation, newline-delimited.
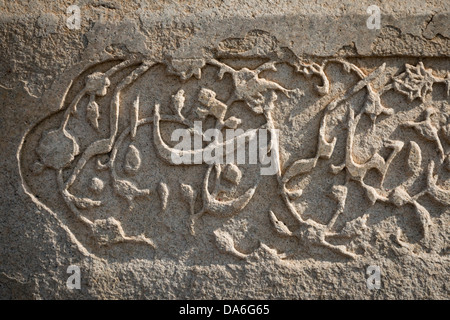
[180, 183, 196, 215]
[269, 211, 293, 237]
[86, 100, 100, 131]
[36, 128, 79, 169]
[282, 158, 317, 183]
[442, 123, 450, 143]
[362, 87, 394, 122]
[130, 95, 139, 139]
[89, 177, 104, 194]
[365, 185, 385, 205]
[286, 189, 303, 200]
[92, 217, 155, 247]
[158, 182, 169, 211]
[92, 218, 124, 245]
[113, 179, 150, 207]
[331, 185, 348, 201]
[366, 186, 379, 205]
[85, 72, 110, 96]
[426, 162, 450, 206]
[403, 108, 444, 159]
[390, 186, 412, 207]
[171, 89, 185, 119]
[317, 135, 336, 159]
[214, 230, 234, 251]
[222, 164, 242, 185]
[412, 201, 432, 238]
[445, 74, 450, 96]
[213, 230, 247, 259]
[62, 189, 101, 209]
[340, 215, 368, 236]
[181, 183, 195, 203]
[73, 197, 102, 209]
[407, 141, 422, 174]
[124, 144, 141, 174]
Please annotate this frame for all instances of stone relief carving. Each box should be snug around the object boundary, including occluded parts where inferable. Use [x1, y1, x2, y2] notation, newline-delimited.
[18, 31, 449, 262]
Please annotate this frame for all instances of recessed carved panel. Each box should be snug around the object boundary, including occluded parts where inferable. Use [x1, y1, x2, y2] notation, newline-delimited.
[19, 31, 450, 263]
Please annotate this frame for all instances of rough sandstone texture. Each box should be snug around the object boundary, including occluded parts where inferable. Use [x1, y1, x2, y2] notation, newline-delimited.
[0, 1, 449, 299]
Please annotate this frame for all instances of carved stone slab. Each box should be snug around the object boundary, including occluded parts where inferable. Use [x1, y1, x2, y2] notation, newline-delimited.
[1, 1, 449, 299]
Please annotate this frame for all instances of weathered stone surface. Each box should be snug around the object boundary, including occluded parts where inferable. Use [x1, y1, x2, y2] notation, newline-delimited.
[0, 1, 449, 299]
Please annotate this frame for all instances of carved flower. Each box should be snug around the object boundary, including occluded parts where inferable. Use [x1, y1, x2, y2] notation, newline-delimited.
[362, 87, 394, 123]
[85, 72, 110, 96]
[393, 62, 436, 102]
